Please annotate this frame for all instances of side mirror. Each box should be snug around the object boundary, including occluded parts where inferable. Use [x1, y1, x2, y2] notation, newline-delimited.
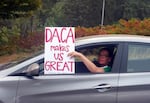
[26, 63, 40, 76]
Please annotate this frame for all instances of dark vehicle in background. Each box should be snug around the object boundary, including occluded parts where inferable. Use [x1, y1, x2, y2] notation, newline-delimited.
[0, 35, 150, 103]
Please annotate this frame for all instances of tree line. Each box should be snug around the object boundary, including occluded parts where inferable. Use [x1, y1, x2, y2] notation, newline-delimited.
[0, 0, 150, 27]
[0, 0, 150, 55]
[43, 0, 150, 27]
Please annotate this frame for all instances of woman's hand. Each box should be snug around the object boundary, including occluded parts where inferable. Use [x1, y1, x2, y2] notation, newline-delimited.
[68, 51, 82, 58]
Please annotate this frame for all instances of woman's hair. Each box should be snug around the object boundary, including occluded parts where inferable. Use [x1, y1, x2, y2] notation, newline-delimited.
[99, 47, 113, 57]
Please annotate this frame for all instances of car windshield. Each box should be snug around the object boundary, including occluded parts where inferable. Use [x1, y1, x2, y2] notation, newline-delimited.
[0, 50, 44, 71]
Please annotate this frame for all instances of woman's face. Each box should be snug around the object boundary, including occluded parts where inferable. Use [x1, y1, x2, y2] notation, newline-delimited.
[98, 50, 111, 65]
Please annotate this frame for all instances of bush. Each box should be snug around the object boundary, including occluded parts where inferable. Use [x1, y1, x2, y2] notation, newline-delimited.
[105, 18, 150, 35]
[75, 18, 150, 37]
[18, 31, 44, 52]
[0, 26, 44, 55]
[0, 26, 20, 55]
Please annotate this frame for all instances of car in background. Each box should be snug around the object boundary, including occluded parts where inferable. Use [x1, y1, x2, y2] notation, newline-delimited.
[0, 34, 150, 103]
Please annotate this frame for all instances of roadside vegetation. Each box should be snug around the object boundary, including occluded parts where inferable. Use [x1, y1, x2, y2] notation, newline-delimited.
[76, 18, 150, 37]
[0, 0, 150, 63]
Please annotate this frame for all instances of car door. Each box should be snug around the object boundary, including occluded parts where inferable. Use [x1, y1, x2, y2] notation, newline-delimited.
[0, 76, 19, 103]
[118, 42, 150, 103]
[16, 42, 122, 103]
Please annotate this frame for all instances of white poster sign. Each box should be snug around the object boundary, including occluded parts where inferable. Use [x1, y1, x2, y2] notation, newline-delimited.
[44, 27, 75, 74]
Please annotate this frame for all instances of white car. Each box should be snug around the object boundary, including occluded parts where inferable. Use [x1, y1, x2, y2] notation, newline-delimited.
[0, 35, 150, 103]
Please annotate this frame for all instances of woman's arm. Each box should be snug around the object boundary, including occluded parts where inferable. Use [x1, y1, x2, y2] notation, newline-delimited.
[68, 51, 104, 73]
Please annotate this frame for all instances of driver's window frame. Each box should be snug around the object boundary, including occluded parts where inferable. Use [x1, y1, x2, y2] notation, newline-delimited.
[75, 42, 121, 74]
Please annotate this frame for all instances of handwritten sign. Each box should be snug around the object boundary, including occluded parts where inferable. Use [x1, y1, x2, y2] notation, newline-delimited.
[44, 27, 75, 74]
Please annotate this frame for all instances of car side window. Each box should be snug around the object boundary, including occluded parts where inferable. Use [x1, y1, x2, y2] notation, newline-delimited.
[127, 44, 150, 72]
[75, 44, 118, 73]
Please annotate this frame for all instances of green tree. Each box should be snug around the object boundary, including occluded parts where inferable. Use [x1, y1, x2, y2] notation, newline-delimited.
[0, 0, 42, 19]
[122, 0, 150, 20]
[45, 0, 67, 26]
[37, 0, 58, 27]
[63, 0, 102, 27]
[60, 0, 150, 26]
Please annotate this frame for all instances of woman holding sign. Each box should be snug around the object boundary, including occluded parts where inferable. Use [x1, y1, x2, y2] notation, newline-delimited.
[68, 48, 112, 73]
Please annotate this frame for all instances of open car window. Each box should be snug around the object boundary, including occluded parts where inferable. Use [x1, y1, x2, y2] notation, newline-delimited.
[75, 44, 118, 74]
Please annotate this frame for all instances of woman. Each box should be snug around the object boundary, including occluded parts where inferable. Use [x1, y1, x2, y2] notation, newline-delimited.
[68, 48, 112, 73]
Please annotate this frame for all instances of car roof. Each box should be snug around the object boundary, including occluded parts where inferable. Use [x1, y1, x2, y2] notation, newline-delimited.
[75, 34, 150, 46]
